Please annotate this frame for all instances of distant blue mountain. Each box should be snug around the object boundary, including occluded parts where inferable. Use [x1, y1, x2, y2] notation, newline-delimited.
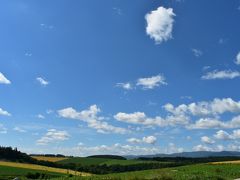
[126, 151, 240, 159]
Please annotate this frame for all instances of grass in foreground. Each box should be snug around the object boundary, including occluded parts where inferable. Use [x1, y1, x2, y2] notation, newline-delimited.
[0, 165, 65, 180]
[0, 161, 91, 176]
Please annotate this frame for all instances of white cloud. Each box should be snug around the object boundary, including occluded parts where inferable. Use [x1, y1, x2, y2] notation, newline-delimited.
[58, 105, 127, 134]
[36, 77, 49, 86]
[116, 82, 133, 90]
[142, 136, 157, 144]
[114, 111, 189, 127]
[115, 98, 240, 130]
[192, 49, 203, 57]
[37, 129, 70, 145]
[127, 138, 142, 144]
[0, 108, 11, 116]
[214, 130, 232, 140]
[145, 6, 175, 44]
[37, 114, 45, 119]
[165, 98, 240, 116]
[202, 70, 240, 80]
[0, 124, 7, 134]
[228, 144, 240, 151]
[188, 115, 240, 130]
[232, 129, 240, 139]
[167, 143, 184, 154]
[201, 136, 215, 144]
[192, 144, 212, 151]
[0, 72, 11, 84]
[235, 52, 240, 65]
[214, 129, 240, 141]
[188, 118, 226, 129]
[62, 143, 161, 156]
[127, 136, 157, 144]
[13, 127, 26, 133]
[137, 75, 167, 89]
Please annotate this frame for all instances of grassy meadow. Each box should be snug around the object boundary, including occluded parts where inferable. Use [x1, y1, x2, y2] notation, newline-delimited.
[56, 163, 240, 180]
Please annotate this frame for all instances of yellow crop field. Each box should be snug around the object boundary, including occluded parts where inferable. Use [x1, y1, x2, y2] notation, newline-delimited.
[0, 161, 91, 176]
[211, 160, 240, 164]
[31, 156, 68, 162]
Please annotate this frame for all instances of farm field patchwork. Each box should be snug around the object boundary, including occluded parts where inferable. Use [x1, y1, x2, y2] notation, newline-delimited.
[31, 156, 69, 162]
[211, 160, 240, 164]
[1, 160, 240, 179]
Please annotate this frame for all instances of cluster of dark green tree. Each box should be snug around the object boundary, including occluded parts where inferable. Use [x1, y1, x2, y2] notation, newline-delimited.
[87, 155, 126, 160]
[73, 162, 183, 174]
[0, 146, 35, 163]
[30, 154, 66, 157]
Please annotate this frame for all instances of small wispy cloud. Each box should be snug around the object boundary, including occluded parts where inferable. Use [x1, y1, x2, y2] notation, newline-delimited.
[0, 124, 7, 134]
[36, 114, 45, 119]
[202, 66, 211, 71]
[192, 48, 203, 57]
[127, 136, 157, 144]
[0, 108, 11, 116]
[218, 38, 228, 44]
[113, 7, 122, 15]
[180, 96, 192, 100]
[235, 52, 240, 65]
[201, 136, 215, 144]
[25, 52, 32, 57]
[36, 77, 49, 86]
[0, 72, 11, 84]
[13, 127, 26, 133]
[137, 75, 167, 89]
[37, 129, 70, 145]
[201, 70, 240, 80]
[116, 82, 133, 90]
[46, 109, 53, 114]
[40, 23, 54, 30]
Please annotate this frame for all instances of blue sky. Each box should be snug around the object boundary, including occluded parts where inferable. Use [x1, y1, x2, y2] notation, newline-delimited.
[0, 0, 240, 156]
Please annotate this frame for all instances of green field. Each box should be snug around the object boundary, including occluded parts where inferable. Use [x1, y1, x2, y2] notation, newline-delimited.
[54, 163, 240, 180]
[57, 157, 160, 166]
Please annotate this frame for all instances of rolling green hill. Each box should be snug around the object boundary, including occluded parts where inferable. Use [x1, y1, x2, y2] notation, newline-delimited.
[54, 163, 240, 180]
[57, 157, 161, 166]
